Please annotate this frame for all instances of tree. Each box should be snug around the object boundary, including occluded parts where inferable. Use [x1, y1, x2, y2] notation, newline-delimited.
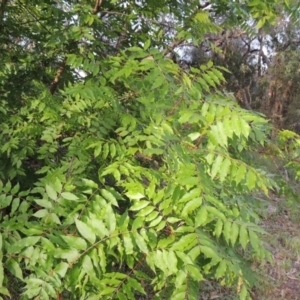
[0, 0, 299, 299]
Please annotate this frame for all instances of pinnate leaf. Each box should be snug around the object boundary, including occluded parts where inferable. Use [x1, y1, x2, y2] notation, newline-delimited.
[76, 219, 96, 244]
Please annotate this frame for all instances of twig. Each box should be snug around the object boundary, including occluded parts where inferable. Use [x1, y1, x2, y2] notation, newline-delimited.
[49, 57, 67, 95]
[92, 0, 102, 14]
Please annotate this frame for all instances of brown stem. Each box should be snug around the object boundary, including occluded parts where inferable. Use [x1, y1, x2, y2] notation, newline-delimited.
[49, 57, 67, 95]
[92, 0, 102, 14]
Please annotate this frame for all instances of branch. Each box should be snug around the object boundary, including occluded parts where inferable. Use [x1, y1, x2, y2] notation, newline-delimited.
[49, 57, 67, 95]
[163, 10, 199, 56]
[163, 39, 185, 56]
[199, 2, 211, 9]
[49, 0, 103, 95]
[92, 0, 102, 14]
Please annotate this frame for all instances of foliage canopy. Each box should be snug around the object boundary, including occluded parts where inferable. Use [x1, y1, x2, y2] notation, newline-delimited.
[0, 0, 300, 299]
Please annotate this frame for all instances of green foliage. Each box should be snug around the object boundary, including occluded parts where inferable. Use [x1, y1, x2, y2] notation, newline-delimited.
[0, 0, 298, 299]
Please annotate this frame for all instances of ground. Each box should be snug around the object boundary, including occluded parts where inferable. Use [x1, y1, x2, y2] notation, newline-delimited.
[198, 191, 300, 300]
[252, 193, 300, 300]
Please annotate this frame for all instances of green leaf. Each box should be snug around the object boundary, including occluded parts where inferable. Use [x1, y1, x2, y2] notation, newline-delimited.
[215, 260, 227, 279]
[200, 245, 220, 261]
[0, 194, 12, 209]
[0, 286, 10, 297]
[11, 183, 20, 194]
[186, 264, 203, 281]
[153, 249, 169, 273]
[41, 237, 55, 251]
[179, 188, 201, 203]
[179, 111, 194, 124]
[100, 287, 118, 296]
[152, 76, 164, 89]
[33, 209, 49, 218]
[82, 255, 95, 276]
[101, 189, 118, 206]
[235, 164, 247, 184]
[3, 181, 11, 193]
[232, 115, 241, 137]
[102, 143, 109, 159]
[211, 68, 225, 82]
[105, 205, 116, 233]
[55, 248, 79, 262]
[110, 143, 116, 158]
[123, 233, 134, 255]
[136, 205, 155, 217]
[246, 170, 256, 190]
[167, 250, 178, 274]
[216, 121, 228, 147]
[171, 233, 196, 251]
[148, 215, 163, 228]
[157, 235, 176, 248]
[34, 199, 52, 209]
[223, 221, 231, 244]
[240, 119, 251, 138]
[94, 143, 102, 158]
[205, 202, 225, 218]
[61, 235, 87, 250]
[10, 197, 20, 214]
[132, 232, 148, 253]
[130, 200, 149, 211]
[181, 197, 202, 217]
[249, 230, 259, 250]
[230, 222, 240, 246]
[144, 39, 151, 50]
[50, 213, 61, 224]
[219, 158, 231, 182]
[145, 210, 159, 222]
[6, 259, 23, 280]
[214, 218, 223, 238]
[132, 216, 145, 231]
[210, 155, 223, 179]
[8, 237, 40, 254]
[46, 184, 57, 200]
[0, 262, 3, 287]
[98, 245, 107, 272]
[188, 132, 201, 141]
[89, 213, 109, 238]
[128, 277, 146, 295]
[195, 206, 208, 227]
[126, 192, 145, 200]
[54, 262, 69, 277]
[61, 192, 79, 201]
[76, 219, 96, 244]
[239, 284, 248, 300]
[239, 226, 248, 250]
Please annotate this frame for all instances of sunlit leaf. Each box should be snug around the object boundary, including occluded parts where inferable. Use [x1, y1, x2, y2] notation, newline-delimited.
[46, 185, 57, 201]
[76, 219, 96, 244]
